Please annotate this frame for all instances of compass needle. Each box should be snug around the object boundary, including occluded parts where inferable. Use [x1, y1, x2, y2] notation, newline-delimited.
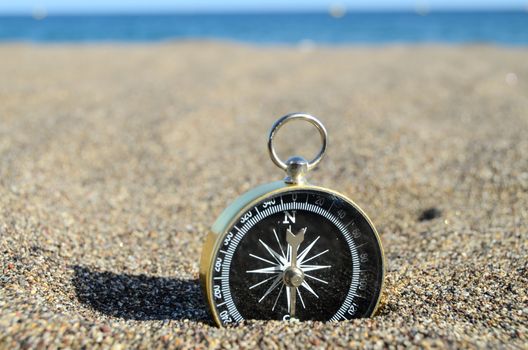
[301, 280, 319, 298]
[299, 249, 329, 264]
[259, 239, 287, 265]
[247, 266, 282, 274]
[297, 236, 320, 264]
[249, 253, 277, 266]
[272, 284, 284, 311]
[283, 227, 306, 317]
[304, 273, 329, 284]
[273, 228, 286, 259]
[249, 275, 278, 290]
[297, 288, 306, 309]
[299, 264, 331, 272]
[258, 274, 284, 303]
[286, 286, 291, 313]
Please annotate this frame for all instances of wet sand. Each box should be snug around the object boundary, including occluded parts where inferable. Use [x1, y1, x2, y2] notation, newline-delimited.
[0, 43, 527, 348]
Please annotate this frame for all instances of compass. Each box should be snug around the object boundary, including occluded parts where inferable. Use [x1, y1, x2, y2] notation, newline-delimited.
[200, 113, 385, 326]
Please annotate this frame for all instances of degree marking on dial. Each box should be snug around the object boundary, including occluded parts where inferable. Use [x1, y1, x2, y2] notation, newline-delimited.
[344, 219, 355, 228]
[350, 292, 367, 299]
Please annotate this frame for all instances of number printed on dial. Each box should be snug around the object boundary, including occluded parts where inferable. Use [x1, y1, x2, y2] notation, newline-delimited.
[211, 189, 384, 325]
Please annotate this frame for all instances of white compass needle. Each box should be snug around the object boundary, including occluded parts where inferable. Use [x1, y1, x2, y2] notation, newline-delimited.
[286, 286, 291, 313]
[258, 274, 284, 303]
[300, 249, 329, 264]
[259, 239, 287, 265]
[285, 227, 306, 318]
[297, 236, 320, 265]
[246, 266, 282, 274]
[249, 253, 276, 266]
[301, 280, 319, 298]
[273, 229, 286, 259]
[304, 273, 328, 284]
[297, 288, 306, 309]
[299, 264, 331, 272]
[249, 275, 277, 290]
[272, 284, 284, 311]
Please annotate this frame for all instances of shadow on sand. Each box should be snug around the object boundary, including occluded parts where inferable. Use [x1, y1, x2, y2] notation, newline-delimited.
[72, 265, 209, 322]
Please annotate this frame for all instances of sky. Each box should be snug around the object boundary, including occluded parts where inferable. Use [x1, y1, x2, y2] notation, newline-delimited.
[0, 0, 527, 14]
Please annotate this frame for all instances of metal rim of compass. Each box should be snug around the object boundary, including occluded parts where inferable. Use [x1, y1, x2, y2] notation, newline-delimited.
[203, 183, 386, 327]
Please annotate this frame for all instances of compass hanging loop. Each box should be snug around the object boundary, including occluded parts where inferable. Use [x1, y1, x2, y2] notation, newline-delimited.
[268, 113, 328, 184]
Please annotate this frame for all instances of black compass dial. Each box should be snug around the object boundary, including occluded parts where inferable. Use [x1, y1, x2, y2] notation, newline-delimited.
[210, 189, 384, 325]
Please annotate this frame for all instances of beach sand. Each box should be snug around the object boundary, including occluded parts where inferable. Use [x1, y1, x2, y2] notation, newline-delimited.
[0, 43, 527, 348]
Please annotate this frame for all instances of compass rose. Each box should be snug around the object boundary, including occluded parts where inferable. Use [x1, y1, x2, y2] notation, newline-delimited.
[246, 227, 331, 316]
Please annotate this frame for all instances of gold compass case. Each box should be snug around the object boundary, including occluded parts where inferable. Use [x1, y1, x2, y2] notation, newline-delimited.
[199, 114, 385, 327]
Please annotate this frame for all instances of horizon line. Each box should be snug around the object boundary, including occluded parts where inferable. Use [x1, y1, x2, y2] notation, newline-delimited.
[1, 7, 527, 16]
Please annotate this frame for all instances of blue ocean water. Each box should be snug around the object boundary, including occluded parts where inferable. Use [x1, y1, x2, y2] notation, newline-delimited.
[0, 11, 527, 45]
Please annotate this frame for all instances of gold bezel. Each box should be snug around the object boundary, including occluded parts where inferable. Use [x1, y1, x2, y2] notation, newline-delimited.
[199, 183, 385, 327]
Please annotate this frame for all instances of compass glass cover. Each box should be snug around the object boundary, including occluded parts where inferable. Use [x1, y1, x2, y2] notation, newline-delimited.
[210, 189, 383, 325]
